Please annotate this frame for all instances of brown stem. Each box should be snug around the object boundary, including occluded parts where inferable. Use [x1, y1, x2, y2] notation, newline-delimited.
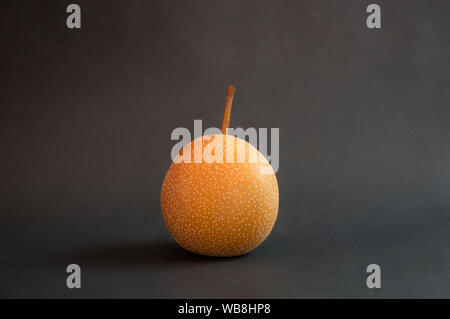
[221, 86, 236, 134]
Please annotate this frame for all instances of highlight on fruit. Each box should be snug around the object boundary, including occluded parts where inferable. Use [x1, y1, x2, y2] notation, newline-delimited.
[161, 86, 279, 257]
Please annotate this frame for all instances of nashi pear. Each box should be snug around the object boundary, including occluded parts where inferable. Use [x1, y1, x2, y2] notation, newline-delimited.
[161, 87, 279, 257]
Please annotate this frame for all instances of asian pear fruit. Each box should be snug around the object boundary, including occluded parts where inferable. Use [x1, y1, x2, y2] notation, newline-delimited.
[161, 87, 278, 257]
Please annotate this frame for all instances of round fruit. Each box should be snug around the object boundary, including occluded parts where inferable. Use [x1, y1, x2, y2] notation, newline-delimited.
[160, 87, 279, 257]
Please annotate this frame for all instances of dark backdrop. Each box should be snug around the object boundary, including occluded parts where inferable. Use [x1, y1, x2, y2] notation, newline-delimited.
[1, 0, 450, 298]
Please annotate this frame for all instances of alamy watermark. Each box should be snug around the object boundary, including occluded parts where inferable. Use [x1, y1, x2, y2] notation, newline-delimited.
[66, 264, 81, 289]
[170, 120, 279, 174]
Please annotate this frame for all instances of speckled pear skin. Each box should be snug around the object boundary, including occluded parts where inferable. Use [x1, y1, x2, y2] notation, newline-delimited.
[161, 134, 279, 257]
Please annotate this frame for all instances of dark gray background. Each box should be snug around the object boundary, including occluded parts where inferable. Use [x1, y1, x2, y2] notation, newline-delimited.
[1, 0, 450, 298]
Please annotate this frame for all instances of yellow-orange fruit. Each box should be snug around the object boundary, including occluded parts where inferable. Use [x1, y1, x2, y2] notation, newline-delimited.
[161, 134, 279, 257]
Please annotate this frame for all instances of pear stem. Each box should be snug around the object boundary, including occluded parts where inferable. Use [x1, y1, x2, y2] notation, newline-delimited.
[221, 86, 236, 134]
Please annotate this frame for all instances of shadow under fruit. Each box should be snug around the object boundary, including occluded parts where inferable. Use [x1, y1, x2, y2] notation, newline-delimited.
[161, 87, 279, 257]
